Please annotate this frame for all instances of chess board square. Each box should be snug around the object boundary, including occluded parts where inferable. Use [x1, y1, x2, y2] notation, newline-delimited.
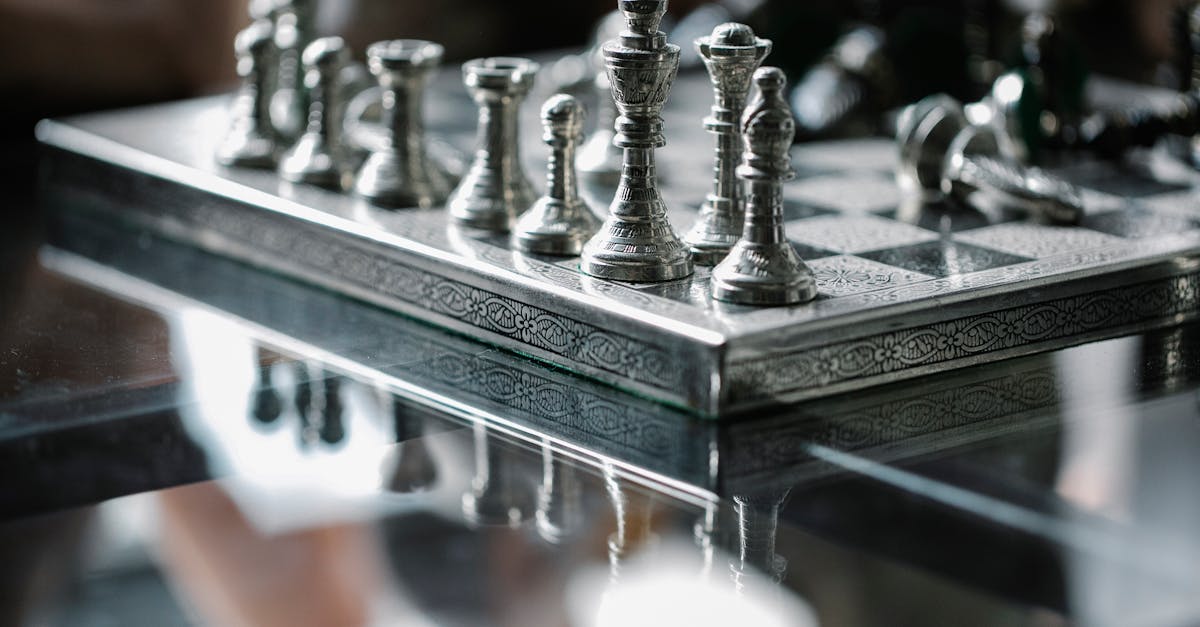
[785, 174, 900, 214]
[955, 223, 1125, 259]
[873, 198, 1024, 233]
[790, 138, 896, 175]
[1139, 190, 1200, 219]
[808, 255, 934, 297]
[786, 215, 939, 254]
[859, 240, 1031, 277]
[1081, 208, 1200, 239]
[784, 200, 838, 221]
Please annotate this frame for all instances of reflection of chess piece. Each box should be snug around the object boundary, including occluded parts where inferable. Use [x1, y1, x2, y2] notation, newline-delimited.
[578, 11, 627, 186]
[580, 0, 693, 283]
[462, 423, 534, 527]
[385, 399, 438, 493]
[729, 491, 789, 593]
[536, 441, 583, 544]
[318, 376, 345, 445]
[603, 464, 656, 579]
[217, 21, 278, 168]
[353, 40, 453, 208]
[684, 23, 771, 266]
[449, 58, 540, 232]
[250, 360, 283, 424]
[790, 25, 892, 140]
[279, 37, 352, 189]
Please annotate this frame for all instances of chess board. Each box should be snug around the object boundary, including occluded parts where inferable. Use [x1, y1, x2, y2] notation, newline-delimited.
[36, 64, 1200, 418]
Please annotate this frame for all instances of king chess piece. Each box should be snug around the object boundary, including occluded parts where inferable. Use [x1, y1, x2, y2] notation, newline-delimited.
[513, 94, 601, 255]
[684, 23, 771, 265]
[279, 37, 351, 188]
[580, 0, 694, 282]
[448, 57, 540, 232]
[710, 67, 817, 306]
[217, 20, 278, 168]
[353, 40, 453, 208]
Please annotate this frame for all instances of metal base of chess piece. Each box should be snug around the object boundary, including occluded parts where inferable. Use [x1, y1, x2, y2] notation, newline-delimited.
[353, 40, 454, 208]
[683, 23, 771, 266]
[513, 95, 601, 256]
[217, 20, 279, 169]
[448, 57, 540, 232]
[279, 37, 352, 189]
[711, 68, 816, 306]
[580, 0, 693, 283]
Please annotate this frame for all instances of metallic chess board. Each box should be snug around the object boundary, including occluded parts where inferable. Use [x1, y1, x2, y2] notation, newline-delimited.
[36, 67, 1200, 417]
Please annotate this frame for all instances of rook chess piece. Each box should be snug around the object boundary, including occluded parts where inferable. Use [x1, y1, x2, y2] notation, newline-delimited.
[580, 0, 694, 282]
[513, 94, 601, 255]
[449, 57, 540, 232]
[353, 40, 453, 208]
[684, 23, 771, 265]
[279, 37, 352, 188]
[217, 20, 278, 168]
[710, 67, 817, 306]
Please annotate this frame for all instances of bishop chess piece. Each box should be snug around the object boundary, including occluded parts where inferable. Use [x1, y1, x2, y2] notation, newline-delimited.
[580, 0, 693, 282]
[684, 23, 771, 266]
[279, 37, 351, 188]
[898, 94, 1083, 225]
[710, 68, 817, 306]
[353, 40, 453, 208]
[217, 20, 278, 168]
[448, 57, 540, 232]
[513, 94, 601, 255]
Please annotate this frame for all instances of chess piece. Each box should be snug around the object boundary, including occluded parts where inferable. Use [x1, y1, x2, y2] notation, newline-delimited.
[790, 25, 893, 140]
[578, 11, 627, 185]
[513, 94, 601, 255]
[217, 20, 279, 168]
[462, 423, 534, 527]
[353, 40, 453, 208]
[684, 23, 771, 266]
[269, 0, 317, 140]
[279, 37, 352, 188]
[535, 441, 583, 544]
[250, 360, 283, 424]
[580, 0, 694, 283]
[710, 68, 817, 306]
[448, 57, 540, 232]
[729, 491, 788, 592]
[898, 94, 1083, 225]
[385, 399, 437, 493]
[318, 376, 345, 445]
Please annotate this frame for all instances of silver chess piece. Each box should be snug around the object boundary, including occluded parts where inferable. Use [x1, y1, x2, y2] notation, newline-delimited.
[353, 40, 453, 208]
[580, 0, 694, 283]
[448, 57, 540, 232]
[217, 20, 279, 168]
[269, 0, 316, 140]
[897, 94, 1083, 225]
[711, 68, 817, 306]
[684, 23, 771, 266]
[513, 94, 601, 255]
[279, 37, 351, 188]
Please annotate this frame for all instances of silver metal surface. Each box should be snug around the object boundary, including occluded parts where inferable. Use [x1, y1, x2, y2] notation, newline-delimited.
[711, 68, 817, 306]
[278, 37, 351, 189]
[684, 23, 771, 266]
[580, 0, 694, 283]
[448, 57, 540, 232]
[353, 40, 453, 208]
[513, 94, 601, 256]
[216, 21, 279, 169]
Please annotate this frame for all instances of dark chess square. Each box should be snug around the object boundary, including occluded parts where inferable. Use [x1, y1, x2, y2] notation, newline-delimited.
[858, 240, 1033, 278]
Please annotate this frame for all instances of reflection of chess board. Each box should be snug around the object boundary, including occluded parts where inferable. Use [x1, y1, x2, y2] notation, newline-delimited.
[37, 68, 1200, 417]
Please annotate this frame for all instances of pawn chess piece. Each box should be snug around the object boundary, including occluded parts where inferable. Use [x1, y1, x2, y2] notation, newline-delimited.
[513, 94, 601, 255]
[684, 23, 771, 266]
[217, 20, 279, 168]
[354, 40, 453, 208]
[462, 423, 534, 528]
[580, 0, 694, 282]
[279, 37, 352, 188]
[710, 68, 817, 306]
[448, 57, 540, 232]
[897, 94, 1083, 225]
[269, 0, 317, 140]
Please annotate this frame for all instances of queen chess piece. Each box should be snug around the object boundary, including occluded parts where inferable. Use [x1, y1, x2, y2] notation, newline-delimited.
[580, 0, 693, 283]
[513, 94, 601, 255]
[353, 40, 454, 208]
[279, 37, 352, 188]
[683, 23, 771, 266]
[217, 20, 278, 168]
[448, 57, 540, 232]
[710, 67, 817, 306]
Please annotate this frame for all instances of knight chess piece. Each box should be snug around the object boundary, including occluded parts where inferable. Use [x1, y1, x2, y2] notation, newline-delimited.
[353, 40, 453, 208]
[580, 0, 694, 282]
[279, 37, 352, 188]
[448, 57, 540, 232]
[684, 22, 771, 266]
[898, 94, 1083, 225]
[513, 94, 601, 255]
[217, 20, 279, 168]
[269, 0, 316, 140]
[710, 67, 817, 306]
[462, 423, 534, 528]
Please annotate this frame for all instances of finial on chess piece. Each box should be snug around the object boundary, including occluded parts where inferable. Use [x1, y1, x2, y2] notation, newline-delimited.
[513, 94, 601, 255]
[279, 37, 351, 188]
[217, 20, 279, 168]
[710, 67, 817, 306]
[684, 23, 771, 265]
